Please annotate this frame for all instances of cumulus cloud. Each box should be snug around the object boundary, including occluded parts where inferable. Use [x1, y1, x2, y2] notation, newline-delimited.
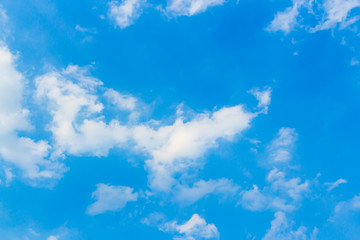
[133, 105, 254, 191]
[161, 214, 219, 240]
[86, 183, 138, 215]
[174, 178, 240, 205]
[165, 0, 225, 17]
[0, 44, 65, 183]
[36, 66, 259, 192]
[36, 65, 131, 157]
[108, 0, 145, 29]
[262, 211, 317, 240]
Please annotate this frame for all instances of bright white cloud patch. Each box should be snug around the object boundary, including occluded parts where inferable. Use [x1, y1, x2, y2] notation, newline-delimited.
[165, 0, 225, 17]
[0, 44, 65, 182]
[108, 0, 145, 29]
[86, 183, 138, 215]
[36, 66, 131, 157]
[161, 214, 219, 240]
[174, 178, 240, 205]
[133, 105, 254, 191]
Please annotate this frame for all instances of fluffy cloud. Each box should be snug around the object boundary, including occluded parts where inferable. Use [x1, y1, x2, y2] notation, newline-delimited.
[108, 0, 145, 29]
[267, 0, 305, 34]
[133, 105, 254, 191]
[240, 185, 268, 211]
[86, 183, 138, 215]
[36, 66, 131, 157]
[267, 169, 309, 201]
[174, 178, 240, 205]
[0, 44, 65, 183]
[161, 214, 219, 240]
[165, 0, 225, 17]
[249, 87, 272, 113]
[262, 211, 317, 240]
[240, 169, 309, 212]
[35, 66, 259, 192]
[104, 88, 140, 120]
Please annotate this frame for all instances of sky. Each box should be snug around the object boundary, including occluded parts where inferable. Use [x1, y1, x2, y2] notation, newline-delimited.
[0, 0, 360, 239]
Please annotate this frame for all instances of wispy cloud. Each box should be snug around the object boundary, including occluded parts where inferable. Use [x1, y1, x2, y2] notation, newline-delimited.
[86, 183, 138, 215]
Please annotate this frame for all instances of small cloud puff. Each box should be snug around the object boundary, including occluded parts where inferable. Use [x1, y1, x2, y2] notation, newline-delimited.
[86, 183, 138, 215]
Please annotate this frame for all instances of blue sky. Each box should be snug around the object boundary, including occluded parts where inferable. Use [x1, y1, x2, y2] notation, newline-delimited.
[0, 0, 360, 239]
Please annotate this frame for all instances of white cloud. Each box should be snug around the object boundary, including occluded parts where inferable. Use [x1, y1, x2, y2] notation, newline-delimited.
[75, 24, 96, 34]
[311, 0, 360, 32]
[267, 168, 309, 201]
[262, 211, 317, 240]
[104, 88, 140, 120]
[267, 0, 305, 34]
[240, 128, 309, 213]
[0, 5, 9, 38]
[325, 178, 347, 192]
[86, 183, 138, 215]
[165, 0, 225, 17]
[104, 88, 137, 112]
[161, 214, 219, 240]
[249, 87, 272, 113]
[240, 170, 308, 212]
[0, 44, 65, 182]
[268, 128, 297, 163]
[133, 105, 254, 191]
[108, 0, 145, 29]
[36, 64, 264, 195]
[268, 0, 360, 34]
[36, 65, 131, 157]
[240, 185, 268, 211]
[174, 178, 240, 205]
[333, 194, 360, 217]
